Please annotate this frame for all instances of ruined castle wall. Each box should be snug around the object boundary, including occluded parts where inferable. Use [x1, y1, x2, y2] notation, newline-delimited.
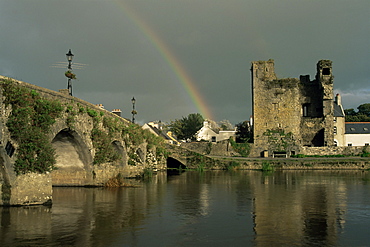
[252, 60, 302, 154]
[252, 60, 336, 154]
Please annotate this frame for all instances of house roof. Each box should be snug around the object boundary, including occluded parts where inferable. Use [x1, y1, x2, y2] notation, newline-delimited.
[334, 102, 345, 117]
[345, 122, 370, 134]
[142, 124, 179, 143]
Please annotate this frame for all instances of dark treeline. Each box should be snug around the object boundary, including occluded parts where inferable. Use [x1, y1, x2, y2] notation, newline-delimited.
[345, 103, 370, 122]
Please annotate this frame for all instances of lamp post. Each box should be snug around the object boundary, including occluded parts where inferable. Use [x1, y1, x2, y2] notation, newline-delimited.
[131, 97, 137, 123]
[66, 49, 74, 96]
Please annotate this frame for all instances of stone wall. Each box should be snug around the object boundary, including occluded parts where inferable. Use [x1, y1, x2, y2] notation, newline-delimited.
[7, 173, 52, 206]
[301, 146, 370, 156]
[249, 143, 370, 158]
[181, 140, 237, 156]
[207, 157, 370, 170]
[251, 60, 336, 156]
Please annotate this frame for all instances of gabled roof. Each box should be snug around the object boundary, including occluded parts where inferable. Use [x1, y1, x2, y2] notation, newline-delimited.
[142, 124, 179, 143]
[334, 102, 345, 117]
[345, 122, 370, 134]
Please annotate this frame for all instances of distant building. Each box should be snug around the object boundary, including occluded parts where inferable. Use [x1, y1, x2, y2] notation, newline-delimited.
[250, 59, 370, 157]
[196, 120, 236, 142]
[344, 122, 370, 146]
[251, 59, 337, 156]
[111, 109, 122, 117]
[96, 103, 104, 109]
[142, 122, 180, 145]
[334, 94, 346, 146]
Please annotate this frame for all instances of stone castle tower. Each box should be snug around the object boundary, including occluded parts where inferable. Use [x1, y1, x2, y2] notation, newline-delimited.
[251, 59, 335, 156]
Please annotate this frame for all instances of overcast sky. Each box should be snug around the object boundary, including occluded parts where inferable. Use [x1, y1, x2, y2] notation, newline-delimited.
[1, 0, 369, 125]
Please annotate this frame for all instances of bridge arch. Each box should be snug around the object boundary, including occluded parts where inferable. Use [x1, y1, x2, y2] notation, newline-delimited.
[51, 128, 93, 186]
[167, 157, 186, 170]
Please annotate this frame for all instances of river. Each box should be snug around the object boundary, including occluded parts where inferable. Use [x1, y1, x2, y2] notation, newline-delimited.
[1, 170, 370, 246]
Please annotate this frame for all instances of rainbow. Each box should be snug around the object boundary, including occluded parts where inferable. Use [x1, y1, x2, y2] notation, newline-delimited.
[113, 0, 213, 120]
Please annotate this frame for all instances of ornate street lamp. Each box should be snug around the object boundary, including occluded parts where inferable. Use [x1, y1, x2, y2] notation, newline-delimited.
[131, 97, 137, 123]
[65, 49, 75, 96]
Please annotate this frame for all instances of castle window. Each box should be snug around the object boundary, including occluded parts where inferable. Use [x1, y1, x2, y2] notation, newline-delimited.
[348, 143, 352, 146]
[316, 108, 323, 116]
[5, 141, 15, 157]
[334, 117, 337, 122]
[322, 68, 330, 75]
[334, 126, 337, 134]
[303, 104, 309, 117]
[365, 143, 369, 146]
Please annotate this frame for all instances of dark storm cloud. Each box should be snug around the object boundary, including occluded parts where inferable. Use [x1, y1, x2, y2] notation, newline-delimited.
[0, 0, 369, 124]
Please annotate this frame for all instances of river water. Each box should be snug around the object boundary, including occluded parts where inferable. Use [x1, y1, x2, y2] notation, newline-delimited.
[1, 170, 370, 246]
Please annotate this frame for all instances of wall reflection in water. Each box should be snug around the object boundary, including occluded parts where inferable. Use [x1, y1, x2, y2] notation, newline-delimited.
[1, 170, 369, 246]
[251, 171, 355, 246]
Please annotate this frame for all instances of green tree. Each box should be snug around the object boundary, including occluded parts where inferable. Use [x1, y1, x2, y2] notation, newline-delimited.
[344, 108, 356, 116]
[357, 103, 370, 116]
[235, 121, 253, 143]
[168, 113, 204, 141]
[345, 103, 370, 122]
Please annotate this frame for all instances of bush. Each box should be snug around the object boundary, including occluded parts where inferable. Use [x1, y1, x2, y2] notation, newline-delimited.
[1, 79, 63, 174]
[229, 137, 250, 157]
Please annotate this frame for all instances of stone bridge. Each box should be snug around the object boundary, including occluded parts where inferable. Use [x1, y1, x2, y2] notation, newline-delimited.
[166, 144, 217, 170]
[0, 76, 191, 206]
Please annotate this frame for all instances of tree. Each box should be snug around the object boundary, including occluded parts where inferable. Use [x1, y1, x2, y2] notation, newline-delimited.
[345, 103, 370, 122]
[218, 119, 234, 130]
[235, 121, 253, 143]
[168, 113, 204, 141]
[357, 103, 370, 117]
[344, 108, 356, 116]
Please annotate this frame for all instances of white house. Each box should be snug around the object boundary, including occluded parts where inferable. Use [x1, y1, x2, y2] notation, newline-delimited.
[196, 120, 236, 142]
[332, 94, 370, 147]
[344, 122, 370, 146]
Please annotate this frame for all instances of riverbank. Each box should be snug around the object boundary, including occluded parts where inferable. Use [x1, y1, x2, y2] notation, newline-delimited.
[203, 155, 370, 170]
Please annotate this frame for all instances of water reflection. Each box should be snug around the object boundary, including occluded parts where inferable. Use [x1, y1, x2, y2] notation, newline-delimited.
[1, 170, 370, 246]
[251, 171, 355, 246]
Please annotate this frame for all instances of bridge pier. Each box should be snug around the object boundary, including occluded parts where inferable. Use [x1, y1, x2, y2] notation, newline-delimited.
[7, 173, 52, 206]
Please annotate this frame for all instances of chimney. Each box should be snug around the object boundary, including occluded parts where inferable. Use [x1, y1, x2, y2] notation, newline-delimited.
[335, 93, 341, 105]
[112, 109, 122, 117]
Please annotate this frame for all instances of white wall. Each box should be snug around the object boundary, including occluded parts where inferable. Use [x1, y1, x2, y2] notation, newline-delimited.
[345, 134, 370, 146]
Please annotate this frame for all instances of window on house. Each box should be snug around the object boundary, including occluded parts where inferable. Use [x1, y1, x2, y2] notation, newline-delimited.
[350, 128, 355, 131]
[364, 128, 368, 131]
[211, 136, 216, 142]
[348, 143, 352, 146]
[322, 68, 330, 75]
